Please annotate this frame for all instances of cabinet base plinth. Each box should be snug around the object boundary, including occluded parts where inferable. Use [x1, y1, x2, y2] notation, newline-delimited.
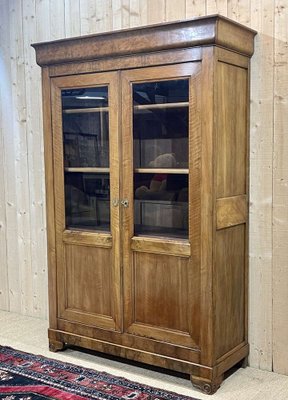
[48, 328, 248, 395]
[49, 339, 65, 352]
[190, 374, 223, 395]
[241, 356, 249, 368]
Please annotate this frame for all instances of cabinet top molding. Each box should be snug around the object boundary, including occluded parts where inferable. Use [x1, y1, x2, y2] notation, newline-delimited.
[32, 14, 257, 67]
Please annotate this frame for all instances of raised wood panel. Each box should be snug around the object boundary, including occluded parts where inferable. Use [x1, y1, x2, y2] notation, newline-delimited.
[215, 225, 246, 359]
[216, 195, 247, 230]
[127, 251, 199, 348]
[131, 236, 190, 257]
[63, 230, 112, 248]
[64, 244, 112, 317]
[216, 62, 248, 198]
[133, 252, 190, 332]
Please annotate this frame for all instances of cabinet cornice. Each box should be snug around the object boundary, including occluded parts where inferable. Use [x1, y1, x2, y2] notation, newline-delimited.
[32, 15, 256, 66]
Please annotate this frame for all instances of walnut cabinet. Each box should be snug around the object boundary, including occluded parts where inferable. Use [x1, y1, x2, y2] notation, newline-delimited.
[33, 16, 256, 394]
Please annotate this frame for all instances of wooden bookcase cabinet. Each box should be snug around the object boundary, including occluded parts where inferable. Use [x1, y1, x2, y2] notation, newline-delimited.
[33, 16, 256, 394]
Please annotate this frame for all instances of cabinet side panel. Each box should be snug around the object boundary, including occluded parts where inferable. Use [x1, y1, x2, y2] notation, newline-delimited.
[215, 225, 245, 359]
[216, 62, 248, 198]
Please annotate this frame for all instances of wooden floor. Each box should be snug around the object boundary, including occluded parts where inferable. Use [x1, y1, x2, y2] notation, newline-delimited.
[0, 310, 288, 400]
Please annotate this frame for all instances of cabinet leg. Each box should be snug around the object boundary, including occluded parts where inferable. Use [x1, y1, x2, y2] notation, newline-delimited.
[49, 339, 65, 352]
[190, 374, 223, 395]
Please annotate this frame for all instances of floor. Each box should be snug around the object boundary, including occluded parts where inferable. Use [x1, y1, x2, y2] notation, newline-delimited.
[0, 310, 288, 400]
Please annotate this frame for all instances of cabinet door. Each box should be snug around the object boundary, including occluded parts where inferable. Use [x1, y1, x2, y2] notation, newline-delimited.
[121, 64, 201, 348]
[51, 72, 121, 331]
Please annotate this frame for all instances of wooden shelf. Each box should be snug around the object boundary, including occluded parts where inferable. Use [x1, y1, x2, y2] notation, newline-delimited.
[134, 168, 188, 174]
[63, 107, 109, 114]
[65, 167, 110, 173]
[133, 102, 188, 110]
[63, 102, 188, 114]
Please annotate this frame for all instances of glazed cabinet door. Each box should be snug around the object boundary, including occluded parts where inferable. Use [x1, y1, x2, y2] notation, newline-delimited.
[121, 63, 202, 348]
[51, 72, 121, 331]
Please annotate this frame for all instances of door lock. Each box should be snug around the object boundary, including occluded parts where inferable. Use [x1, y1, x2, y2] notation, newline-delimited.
[121, 199, 129, 208]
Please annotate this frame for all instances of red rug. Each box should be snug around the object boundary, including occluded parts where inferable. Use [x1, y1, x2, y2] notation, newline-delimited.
[0, 346, 198, 400]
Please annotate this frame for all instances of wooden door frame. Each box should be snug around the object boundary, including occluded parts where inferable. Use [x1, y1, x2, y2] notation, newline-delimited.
[50, 71, 122, 331]
[121, 62, 202, 348]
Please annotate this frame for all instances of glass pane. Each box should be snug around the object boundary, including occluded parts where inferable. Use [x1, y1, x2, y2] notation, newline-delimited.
[133, 80, 188, 105]
[62, 87, 109, 168]
[133, 79, 189, 239]
[133, 79, 188, 169]
[63, 113, 109, 167]
[62, 87, 108, 109]
[61, 86, 110, 232]
[65, 172, 110, 231]
[134, 173, 188, 238]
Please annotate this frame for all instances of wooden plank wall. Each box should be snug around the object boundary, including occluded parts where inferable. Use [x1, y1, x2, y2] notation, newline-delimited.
[0, 0, 287, 375]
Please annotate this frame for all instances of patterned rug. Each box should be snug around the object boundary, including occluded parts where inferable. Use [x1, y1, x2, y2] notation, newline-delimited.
[0, 346, 198, 400]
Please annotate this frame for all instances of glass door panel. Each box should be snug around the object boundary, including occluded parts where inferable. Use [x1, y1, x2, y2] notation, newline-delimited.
[133, 79, 189, 239]
[65, 172, 110, 231]
[61, 87, 111, 231]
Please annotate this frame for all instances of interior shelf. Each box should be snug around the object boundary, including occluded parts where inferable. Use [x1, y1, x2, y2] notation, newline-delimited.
[63, 107, 109, 114]
[134, 168, 188, 174]
[65, 167, 110, 173]
[133, 102, 189, 110]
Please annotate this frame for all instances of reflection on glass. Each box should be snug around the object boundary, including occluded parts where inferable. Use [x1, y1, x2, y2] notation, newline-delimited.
[133, 80, 189, 169]
[62, 87, 108, 109]
[134, 173, 188, 238]
[65, 172, 110, 231]
[133, 79, 189, 239]
[63, 113, 109, 167]
[62, 87, 109, 168]
[133, 80, 189, 105]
